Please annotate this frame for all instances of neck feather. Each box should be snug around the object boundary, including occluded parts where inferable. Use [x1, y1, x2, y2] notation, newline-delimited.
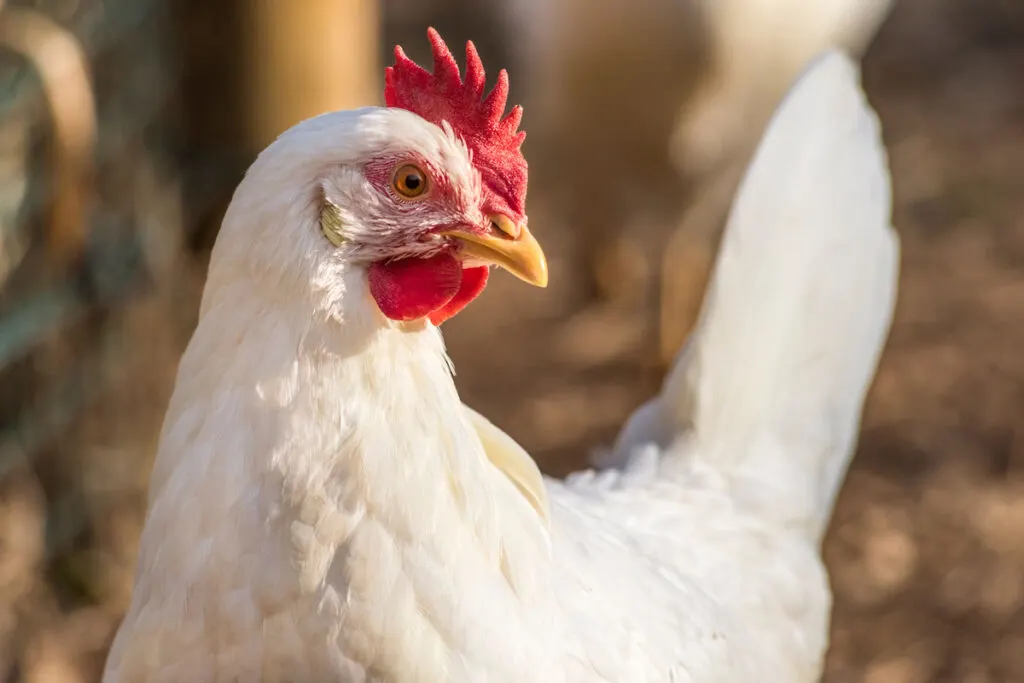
[140, 263, 558, 677]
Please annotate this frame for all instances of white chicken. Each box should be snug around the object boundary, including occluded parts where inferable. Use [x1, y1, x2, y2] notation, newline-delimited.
[103, 30, 899, 683]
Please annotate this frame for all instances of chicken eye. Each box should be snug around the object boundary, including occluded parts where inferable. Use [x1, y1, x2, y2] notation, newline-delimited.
[392, 164, 429, 199]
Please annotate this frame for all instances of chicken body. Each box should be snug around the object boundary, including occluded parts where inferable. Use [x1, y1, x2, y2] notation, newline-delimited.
[104, 48, 898, 683]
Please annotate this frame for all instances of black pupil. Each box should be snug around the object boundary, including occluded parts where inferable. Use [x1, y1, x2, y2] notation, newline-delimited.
[404, 172, 421, 190]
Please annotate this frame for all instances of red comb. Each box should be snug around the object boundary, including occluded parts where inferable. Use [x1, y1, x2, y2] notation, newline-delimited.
[385, 28, 528, 220]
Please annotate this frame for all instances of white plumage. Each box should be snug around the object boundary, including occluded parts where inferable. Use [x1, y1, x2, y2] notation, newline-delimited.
[104, 49, 899, 683]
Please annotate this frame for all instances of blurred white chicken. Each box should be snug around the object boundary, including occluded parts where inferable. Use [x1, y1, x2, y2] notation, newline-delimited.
[502, 0, 893, 358]
[103, 30, 899, 683]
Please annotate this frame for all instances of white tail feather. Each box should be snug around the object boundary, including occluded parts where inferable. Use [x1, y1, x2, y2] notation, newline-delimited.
[613, 50, 900, 541]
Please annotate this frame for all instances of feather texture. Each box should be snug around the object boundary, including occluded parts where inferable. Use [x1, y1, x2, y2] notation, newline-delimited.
[104, 49, 898, 683]
[465, 402, 552, 525]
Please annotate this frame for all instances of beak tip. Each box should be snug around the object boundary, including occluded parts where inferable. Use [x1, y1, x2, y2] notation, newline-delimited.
[522, 255, 548, 288]
[535, 269, 549, 289]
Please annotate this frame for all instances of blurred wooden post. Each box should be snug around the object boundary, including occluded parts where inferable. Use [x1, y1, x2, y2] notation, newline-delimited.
[175, 0, 380, 250]
[241, 0, 380, 151]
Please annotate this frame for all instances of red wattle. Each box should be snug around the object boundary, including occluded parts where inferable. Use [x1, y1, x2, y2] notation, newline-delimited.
[428, 266, 489, 325]
[368, 255, 490, 325]
[368, 253, 463, 321]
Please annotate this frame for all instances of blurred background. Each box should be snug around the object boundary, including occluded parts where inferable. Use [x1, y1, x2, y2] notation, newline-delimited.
[0, 0, 1021, 681]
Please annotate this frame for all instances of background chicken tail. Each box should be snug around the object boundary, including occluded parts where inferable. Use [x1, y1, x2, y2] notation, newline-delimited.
[610, 50, 900, 544]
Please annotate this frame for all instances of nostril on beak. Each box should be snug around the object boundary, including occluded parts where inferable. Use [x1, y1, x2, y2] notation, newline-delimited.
[489, 214, 521, 240]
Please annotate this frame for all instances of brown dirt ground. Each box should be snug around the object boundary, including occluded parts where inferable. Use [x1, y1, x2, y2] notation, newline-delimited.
[1, 0, 1023, 681]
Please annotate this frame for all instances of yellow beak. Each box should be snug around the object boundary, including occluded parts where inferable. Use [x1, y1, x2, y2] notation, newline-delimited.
[441, 214, 548, 288]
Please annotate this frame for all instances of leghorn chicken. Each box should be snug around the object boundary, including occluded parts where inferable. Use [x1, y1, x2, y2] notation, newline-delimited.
[104, 30, 899, 683]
